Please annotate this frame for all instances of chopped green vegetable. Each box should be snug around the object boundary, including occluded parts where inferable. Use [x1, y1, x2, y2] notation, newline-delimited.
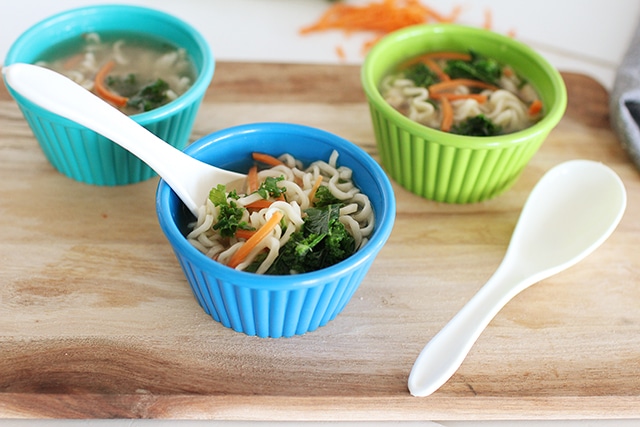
[106, 73, 171, 112]
[451, 115, 502, 137]
[208, 184, 253, 238]
[256, 176, 286, 199]
[127, 78, 170, 112]
[444, 51, 502, 86]
[106, 73, 139, 97]
[404, 62, 439, 88]
[265, 203, 356, 275]
[312, 185, 341, 207]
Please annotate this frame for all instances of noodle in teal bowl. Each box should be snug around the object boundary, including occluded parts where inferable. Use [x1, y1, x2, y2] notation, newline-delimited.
[155, 123, 396, 338]
[4, 5, 213, 185]
[361, 24, 567, 203]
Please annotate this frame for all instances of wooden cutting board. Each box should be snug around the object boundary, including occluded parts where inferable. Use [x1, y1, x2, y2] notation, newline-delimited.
[0, 62, 638, 420]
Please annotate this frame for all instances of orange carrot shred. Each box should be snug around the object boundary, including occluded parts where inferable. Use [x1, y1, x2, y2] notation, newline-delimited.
[335, 45, 346, 60]
[228, 210, 284, 269]
[483, 8, 493, 30]
[423, 57, 450, 82]
[300, 0, 462, 54]
[252, 152, 284, 167]
[308, 175, 325, 204]
[247, 165, 259, 193]
[94, 60, 128, 107]
[528, 99, 543, 116]
[440, 97, 453, 132]
[245, 199, 274, 210]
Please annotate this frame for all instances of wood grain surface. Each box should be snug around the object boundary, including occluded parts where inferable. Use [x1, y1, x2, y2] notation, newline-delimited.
[0, 62, 638, 420]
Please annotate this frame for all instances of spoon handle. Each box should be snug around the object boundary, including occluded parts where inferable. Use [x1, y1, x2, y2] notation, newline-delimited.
[408, 264, 535, 397]
[3, 63, 213, 213]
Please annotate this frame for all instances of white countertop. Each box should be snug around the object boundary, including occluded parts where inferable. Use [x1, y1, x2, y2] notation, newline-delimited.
[1, 0, 639, 425]
[2, 0, 640, 91]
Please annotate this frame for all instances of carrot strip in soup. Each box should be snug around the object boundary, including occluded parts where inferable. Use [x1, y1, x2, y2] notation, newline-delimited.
[528, 99, 543, 116]
[252, 152, 284, 166]
[228, 210, 284, 269]
[247, 165, 259, 193]
[308, 175, 325, 203]
[423, 57, 450, 82]
[94, 60, 128, 107]
[245, 199, 274, 210]
[440, 97, 454, 132]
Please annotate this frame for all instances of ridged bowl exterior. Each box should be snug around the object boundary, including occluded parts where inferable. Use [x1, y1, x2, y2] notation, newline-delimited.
[156, 123, 396, 338]
[14, 99, 201, 185]
[362, 24, 567, 203]
[4, 5, 214, 186]
[368, 106, 550, 203]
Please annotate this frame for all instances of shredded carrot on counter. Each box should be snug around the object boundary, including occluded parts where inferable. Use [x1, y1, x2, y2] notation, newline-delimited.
[228, 210, 284, 269]
[300, 0, 462, 54]
[483, 8, 493, 30]
[335, 45, 346, 60]
[94, 60, 128, 107]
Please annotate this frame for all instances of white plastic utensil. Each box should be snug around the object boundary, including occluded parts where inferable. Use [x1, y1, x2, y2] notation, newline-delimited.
[2, 63, 245, 216]
[408, 160, 627, 397]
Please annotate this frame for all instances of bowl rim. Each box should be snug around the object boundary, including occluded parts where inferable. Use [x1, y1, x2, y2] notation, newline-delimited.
[155, 122, 397, 290]
[361, 23, 568, 149]
[3, 4, 214, 124]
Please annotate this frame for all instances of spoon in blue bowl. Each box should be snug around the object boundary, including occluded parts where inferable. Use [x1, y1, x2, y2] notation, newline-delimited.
[2, 63, 246, 216]
[408, 159, 627, 397]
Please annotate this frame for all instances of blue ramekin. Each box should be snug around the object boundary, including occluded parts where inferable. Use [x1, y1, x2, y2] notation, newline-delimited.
[4, 5, 214, 185]
[155, 123, 396, 338]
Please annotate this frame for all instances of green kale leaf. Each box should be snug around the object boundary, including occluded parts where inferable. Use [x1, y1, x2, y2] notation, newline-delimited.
[266, 203, 356, 275]
[312, 185, 341, 207]
[106, 73, 139, 97]
[126, 78, 170, 112]
[404, 62, 439, 88]
[256, 176, 286, 199]
[444, 51, 502, 86]
[208, 184, 252, 238]
[451, 115, 502, 137]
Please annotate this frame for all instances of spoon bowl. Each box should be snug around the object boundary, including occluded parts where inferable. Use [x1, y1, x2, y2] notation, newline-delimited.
[2, 63, 245, 216]
[408, 159, 627, 397]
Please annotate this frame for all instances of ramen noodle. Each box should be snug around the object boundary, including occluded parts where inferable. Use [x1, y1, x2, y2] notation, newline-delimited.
[380, 50, 543, 135]
[187, 150, 375, 275]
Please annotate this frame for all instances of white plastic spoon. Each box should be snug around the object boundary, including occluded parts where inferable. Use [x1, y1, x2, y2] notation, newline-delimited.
[2, 63, 245, 216]
[408, 159, 627, 397]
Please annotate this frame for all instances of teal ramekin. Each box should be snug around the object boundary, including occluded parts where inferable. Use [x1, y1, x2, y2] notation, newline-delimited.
[156, 123, 396, 338]
[361, 24, 567, 203]
[4, 5, 214, 185]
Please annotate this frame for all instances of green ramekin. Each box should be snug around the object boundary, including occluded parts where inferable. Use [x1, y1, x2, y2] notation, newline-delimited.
[361, 24, 567, 203]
